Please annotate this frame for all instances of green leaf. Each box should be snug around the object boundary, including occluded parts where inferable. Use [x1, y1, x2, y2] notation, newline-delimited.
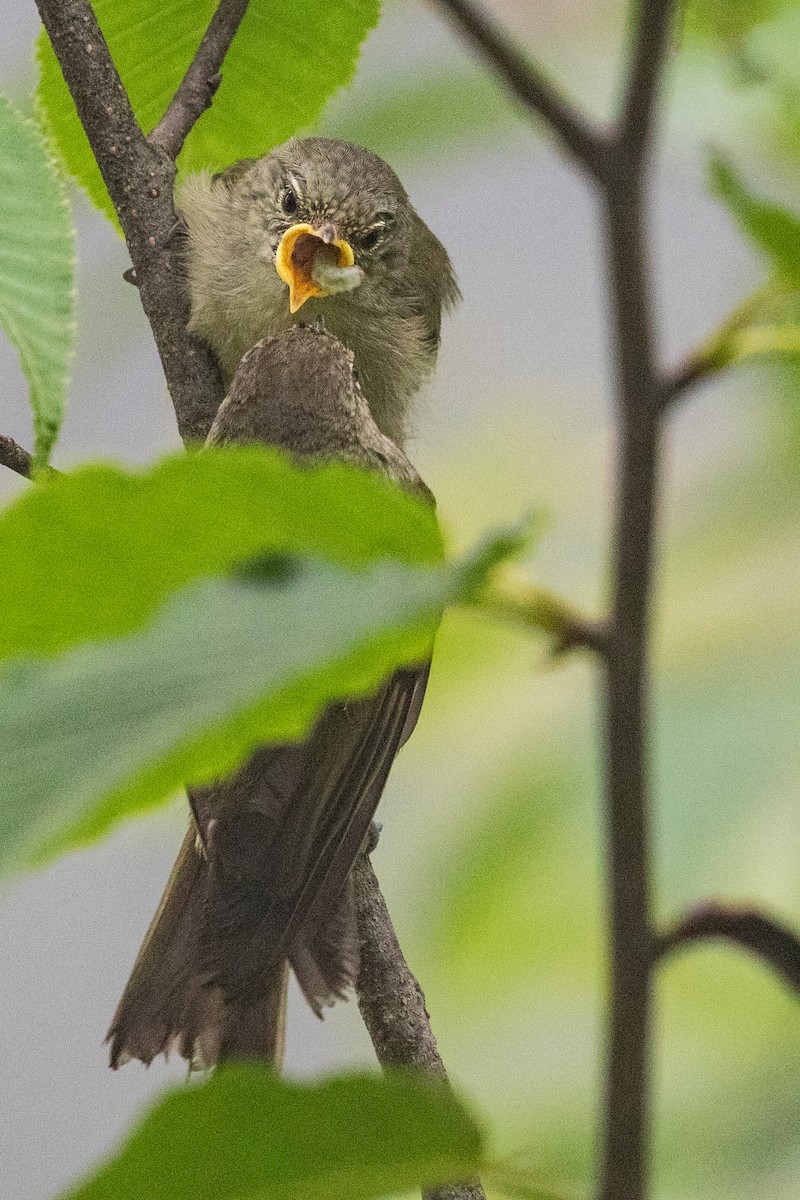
[0, 94, 75, 467]
[61, 1065, 484, 1200]
[0, 447, 443, 660]
[36, 0, 379, 224]
[0, 527, 515, 871]
[709, 153, 800, 286]
[484, 1166, 573, 1200]
[684, 0, 788, 47]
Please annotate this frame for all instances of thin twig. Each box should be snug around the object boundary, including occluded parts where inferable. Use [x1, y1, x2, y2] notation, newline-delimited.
[149, 0, 251, 159]
[429, 0, 605, 177]
[352, 852, 487, 1200]
[597, 2, 679, 1198]
[0, 435, 34, 480]
[655, 903, 800, 996]
[34, 0, 224, 444]
[659, 353, 717, 409]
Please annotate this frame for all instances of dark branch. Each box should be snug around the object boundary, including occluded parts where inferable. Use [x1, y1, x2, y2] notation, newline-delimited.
[34, 0, 224, 444]
[597, 3, 679, 1198]
[0, 435, 34, 480]
[554, 615, 610, 658]
[656, 903, 800, 996]
[353, 852, 487, 1200]
[659, 353, 716, 411]
[148, 0, 251, 159]
[618, 0, 676, 160]
[429, 0, 605, 177]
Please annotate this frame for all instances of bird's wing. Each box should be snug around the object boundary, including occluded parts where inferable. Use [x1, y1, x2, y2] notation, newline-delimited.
[191, 663, 429, 1008]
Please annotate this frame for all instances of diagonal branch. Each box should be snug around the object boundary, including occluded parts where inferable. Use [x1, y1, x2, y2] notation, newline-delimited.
[148, 0, 252, 159]
[34, 0, 224, 444]
[353, 851, 487, 1200]
[429, 0, 605, 178]
[0, 434, 34, 480]
[655, 902, 800, 996]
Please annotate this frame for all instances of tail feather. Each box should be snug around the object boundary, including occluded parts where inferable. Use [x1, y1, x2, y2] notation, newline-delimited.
[107, 826, 289, 1071]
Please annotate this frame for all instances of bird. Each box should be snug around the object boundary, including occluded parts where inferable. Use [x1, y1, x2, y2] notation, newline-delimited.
[107, 325, 435, 1071]
[178, 136, 459, 448]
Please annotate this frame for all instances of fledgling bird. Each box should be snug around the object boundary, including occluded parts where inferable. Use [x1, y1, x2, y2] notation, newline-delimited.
[107, 326, 434, 1070]
[179, 136, 459, 447]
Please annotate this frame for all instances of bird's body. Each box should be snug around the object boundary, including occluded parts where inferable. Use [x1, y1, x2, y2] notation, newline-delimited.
[108, 328, 434, 1070]
[179, 137, 459, 447]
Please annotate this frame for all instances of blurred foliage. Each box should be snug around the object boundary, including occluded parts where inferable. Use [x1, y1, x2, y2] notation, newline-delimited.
[710, 154, 800, 284]
[36, 0, 379, 224]
[63, 1066, 484, 1200]
[0, 93, 74, 467]
[684, 0, 790, 48]
[321, 65, 522, 162]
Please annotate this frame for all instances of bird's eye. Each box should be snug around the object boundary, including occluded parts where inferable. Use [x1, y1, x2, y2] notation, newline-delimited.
[362, 228, 382, 251]
[282, 187, 298, 215]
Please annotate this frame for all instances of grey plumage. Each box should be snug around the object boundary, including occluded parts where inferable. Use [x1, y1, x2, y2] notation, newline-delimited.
[179, 137, 459, 447]
[107, 327, 433, 1071]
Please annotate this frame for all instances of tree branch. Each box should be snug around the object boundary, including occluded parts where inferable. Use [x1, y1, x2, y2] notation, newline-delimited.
[655, 903, 800, 996]
[353, 852, 487, 1200]
[429, 0, 606, 178]
[0, 434, 34, 479]
[34, 0, 224, 444]
[597, 3, 678, 1198]
[148, 0, 251, 159]
[618, 0, 676, 161]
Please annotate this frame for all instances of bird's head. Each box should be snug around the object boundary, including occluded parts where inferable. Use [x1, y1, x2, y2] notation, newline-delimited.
[220, 137, 413, 314]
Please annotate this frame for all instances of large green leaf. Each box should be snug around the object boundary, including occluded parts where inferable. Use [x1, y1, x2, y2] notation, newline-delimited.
[0, 94, 75, 467]
[62, 1065, 484, 1200]
[36, 0, 379, 224]
[0, 447, 443, 660]
[0, 526, 518, 871]
[710, 153, 800, 285]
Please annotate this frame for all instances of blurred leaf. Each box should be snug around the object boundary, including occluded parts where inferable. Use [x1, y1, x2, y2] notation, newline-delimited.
[689, 280, 800, 377]
[0, 94, 75, 467]
[321, 67, 520, 161]
[485, 1167, 575, 1200]
[36, 0, 379, 224]
[426, 751, 599, 1001]
[0, 526, 519, 870]
[63, 1064, 484, 1200]
[684, 0, 788, 48]
[0, 447, 443, 660]
[709, 153, 800, 285]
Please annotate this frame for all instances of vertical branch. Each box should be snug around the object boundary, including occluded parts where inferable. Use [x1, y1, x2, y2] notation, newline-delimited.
[598, 4, 677, 1197]
[598, 164, 659, 1200]
[353, 853, 487, 1200]
[428, 4, 677, 1198]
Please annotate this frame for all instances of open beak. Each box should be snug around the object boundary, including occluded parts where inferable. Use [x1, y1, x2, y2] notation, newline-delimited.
[275, 222, 364, 314]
